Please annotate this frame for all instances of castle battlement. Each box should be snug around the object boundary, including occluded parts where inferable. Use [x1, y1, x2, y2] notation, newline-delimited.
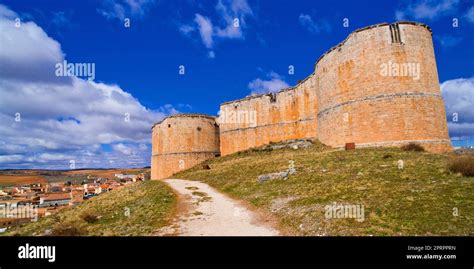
[151, 21, 451, 180]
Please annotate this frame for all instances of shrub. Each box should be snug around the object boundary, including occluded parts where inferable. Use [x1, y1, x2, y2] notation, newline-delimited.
[80, 211, 99, 223]
[401, 143, 425, 152]
[51, 222, 86, 236]
[448, 157, 474, 177]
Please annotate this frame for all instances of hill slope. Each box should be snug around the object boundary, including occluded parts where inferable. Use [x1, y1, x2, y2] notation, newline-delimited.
[6, 181, 176, 236]
[175, 141, 473, 236]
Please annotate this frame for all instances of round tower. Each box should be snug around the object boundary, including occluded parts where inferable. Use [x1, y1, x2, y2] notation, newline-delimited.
[151, 114, 220, 180]
[315, 22, 451, 153]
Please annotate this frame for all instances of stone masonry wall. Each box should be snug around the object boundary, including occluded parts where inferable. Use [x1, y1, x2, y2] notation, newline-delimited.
[218, 22, 451, 155]
[151, 114, 220, 180]
[316, 22, 451, 152]
[218, 74, 318, 155]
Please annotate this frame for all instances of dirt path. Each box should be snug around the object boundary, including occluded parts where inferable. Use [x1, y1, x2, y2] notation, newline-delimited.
[155, 179, 279, 236]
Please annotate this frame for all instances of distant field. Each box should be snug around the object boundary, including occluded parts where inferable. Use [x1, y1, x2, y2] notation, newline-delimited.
[63, 168, 146, 178]
[0, 168, 148, 186]
[0, 175, 47, 186]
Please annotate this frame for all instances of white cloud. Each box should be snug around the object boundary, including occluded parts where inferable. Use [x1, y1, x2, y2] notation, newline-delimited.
[214, 0, 252, 38]
[0, 155, 24, 164]
[98, 0, 156, 21]
[0, 9, 66, 84]
[179, 0, 253, 56]
[248, 71, 290, 95]
[298, 14, 331, 34]
[0, 4, 17, 18]
[466, 6, 474, 23]
[194, 14, 214, 49]
[395, 0, 459, 21]
[113, 143, 133, 155]
[138, 143, 148, 151]
[179, 24, 195, 35]
[51, 11, 70, 27]
[37, 153, 74, 162]
[441, 77, 474, 137]
[159, 104, 180, 115]
[0, 4, 172, 169]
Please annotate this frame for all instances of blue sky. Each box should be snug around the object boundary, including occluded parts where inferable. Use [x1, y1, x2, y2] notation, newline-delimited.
[0, 0, 473, 169]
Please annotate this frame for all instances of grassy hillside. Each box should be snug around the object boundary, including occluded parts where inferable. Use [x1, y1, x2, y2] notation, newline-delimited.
[175, 141, 474, 236]
[6, 181, 176, 236]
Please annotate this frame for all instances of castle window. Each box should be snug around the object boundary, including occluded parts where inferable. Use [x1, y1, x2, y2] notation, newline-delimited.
[197, 127, 202, 131]
[168, 124, 171, 128]
[389, 23, 402, 44]
[269, 93, 277, 103]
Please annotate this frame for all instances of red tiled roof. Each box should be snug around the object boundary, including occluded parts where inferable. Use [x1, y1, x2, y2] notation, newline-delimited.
[41, 193, 70, 201]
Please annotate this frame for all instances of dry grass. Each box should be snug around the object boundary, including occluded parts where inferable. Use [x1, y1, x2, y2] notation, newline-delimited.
[5, 180, 176, 236]
[80, 211, 100, 223]
[51, 222, 87, 236]
[401, 143, 425, 152]
[449, 157, 474, 177]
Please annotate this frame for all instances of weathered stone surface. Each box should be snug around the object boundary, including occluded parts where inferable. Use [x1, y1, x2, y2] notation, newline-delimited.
[151, 114, 220, 180]
[257, 168, 296, 183]
[219, 75, 318, 156]
[265, 139, 313, 150]
[315, 23, 451, 153]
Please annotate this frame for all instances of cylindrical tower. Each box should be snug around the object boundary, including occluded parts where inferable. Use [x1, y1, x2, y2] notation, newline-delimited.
[316, 22, 451, 153]
[151, 114, 220, 180]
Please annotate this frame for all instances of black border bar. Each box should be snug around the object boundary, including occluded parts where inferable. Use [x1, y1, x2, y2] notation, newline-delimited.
[0, 236, 471, 267]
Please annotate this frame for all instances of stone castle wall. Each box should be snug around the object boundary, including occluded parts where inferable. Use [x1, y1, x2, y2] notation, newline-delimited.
[151, 21, 452, 179]
[218, 22, 451, 155]
[151, 114, 220, 180]
[315, 22, 451, 152]
[218, 74, 318, 155]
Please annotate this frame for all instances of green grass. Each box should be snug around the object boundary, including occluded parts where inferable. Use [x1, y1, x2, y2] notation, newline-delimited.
[5, 180, 176, 236]
[175, 141, 474, 236]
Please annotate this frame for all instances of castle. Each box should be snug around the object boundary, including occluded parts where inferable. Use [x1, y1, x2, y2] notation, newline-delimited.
[151, 21, 452, 180]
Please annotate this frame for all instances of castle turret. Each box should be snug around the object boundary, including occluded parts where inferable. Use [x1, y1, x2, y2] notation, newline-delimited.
[315, 22, 451, 152]
[151, 114, 220, 180]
